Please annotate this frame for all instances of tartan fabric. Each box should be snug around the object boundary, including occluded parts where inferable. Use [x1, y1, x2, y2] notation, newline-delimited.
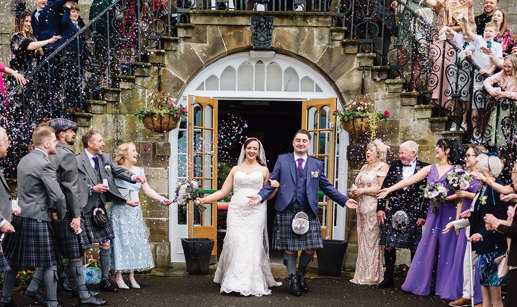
[379, 203, 422, 250]
[0, 253, 11, 272]
[82, 209, 114, 244]
[273, 202, 323, 251]
[52, 215, 91, 259]
[3, 216, 58, 267]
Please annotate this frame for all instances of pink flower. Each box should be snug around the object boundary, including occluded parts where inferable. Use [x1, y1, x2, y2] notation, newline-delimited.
[181, 108, 187, 113]
[168, 104, 173, 107]
[384, 110, 390, 117]
[175, 112, 179, 117]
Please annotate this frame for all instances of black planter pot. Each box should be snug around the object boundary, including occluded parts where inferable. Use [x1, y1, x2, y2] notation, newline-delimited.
[317, 240, 348, 276]
[181, 238, 214, 275]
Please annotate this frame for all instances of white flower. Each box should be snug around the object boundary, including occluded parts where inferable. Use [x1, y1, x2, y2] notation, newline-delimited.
[459, 181, 470, 190]
[311, 171, 319, 178]
[191, 180, 199, 190]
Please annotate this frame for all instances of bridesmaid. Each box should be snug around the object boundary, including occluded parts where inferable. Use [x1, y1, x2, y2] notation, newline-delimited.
[378, 138, 465, 297]
[109, 142, 171, 289]
[350, 139, 389, 285]
[443, 145, 485, 306]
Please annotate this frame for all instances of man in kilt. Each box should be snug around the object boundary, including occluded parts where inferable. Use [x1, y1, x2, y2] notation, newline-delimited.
[376, 140, 428, 288]
[249, 129, 358, 296]
[0, 126, 67, 307]
[0, 128, 15, 282]
[76, 130, 144, 292]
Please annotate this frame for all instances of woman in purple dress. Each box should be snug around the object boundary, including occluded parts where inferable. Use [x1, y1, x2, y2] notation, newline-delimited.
[378, 138, 465, 297]
[442, 145, 486, 306]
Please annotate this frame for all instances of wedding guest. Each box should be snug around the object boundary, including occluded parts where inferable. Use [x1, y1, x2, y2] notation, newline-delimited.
[484, 201, 516, 307]
[10, 3, 60, 75]
[196, 138, 281, 296]
[444, 145, 486, 306]
[376, 140, 429, 288]
[475, 0, 498, 35]
[378, 138, 465, 298]
[457, 154, 508, 307]
[492, 9, 515, 56]
[110, 142, 171, 289]
[350, 139, 389, 285]
[0, 61, 26, 99]
[483, 55, 517, 100]
[32, 0, 69, 54]
[0, 126, 66, 307]
[76, 130, 145, 293]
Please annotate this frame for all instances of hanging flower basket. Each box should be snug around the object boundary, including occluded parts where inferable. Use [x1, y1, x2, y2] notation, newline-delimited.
[142, 114, 180, 133]
[342, 117, 369, 134]
[135, 90, 187, 133]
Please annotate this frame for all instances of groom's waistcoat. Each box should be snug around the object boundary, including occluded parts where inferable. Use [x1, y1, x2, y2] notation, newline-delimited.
[292, 163, 309, 207]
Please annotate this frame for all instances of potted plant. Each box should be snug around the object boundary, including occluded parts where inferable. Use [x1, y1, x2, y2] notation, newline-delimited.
[174, 179, 214, 275]
[334, 95, 390, 137]
[135, 90, 187, 133]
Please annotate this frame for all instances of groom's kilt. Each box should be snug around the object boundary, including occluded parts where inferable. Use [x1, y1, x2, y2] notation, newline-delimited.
[83, 209, 115, 244]
[3, 216, 58, 267]
[273, 202, 323, 251]
[52, 214, 91, 259]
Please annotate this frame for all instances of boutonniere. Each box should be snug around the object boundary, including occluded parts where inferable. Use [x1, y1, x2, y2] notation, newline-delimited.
[415, 165, 422, 172]
[311, 171, 319, 178]
[104, 163, 111, 174]
[480, 195, 487, 206]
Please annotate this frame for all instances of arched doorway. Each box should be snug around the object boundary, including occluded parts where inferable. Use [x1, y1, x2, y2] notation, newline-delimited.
[168, 51, 350, 262]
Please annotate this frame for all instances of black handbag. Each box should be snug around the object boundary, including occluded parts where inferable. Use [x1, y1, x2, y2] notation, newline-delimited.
[92, 207, 107, 227]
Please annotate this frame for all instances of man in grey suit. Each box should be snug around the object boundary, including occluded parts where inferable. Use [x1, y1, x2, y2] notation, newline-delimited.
[77, 129, 144, 292]
[24, 120, 107, 306]
[0, 128, 15, 277]
[0, 126, 66, 307]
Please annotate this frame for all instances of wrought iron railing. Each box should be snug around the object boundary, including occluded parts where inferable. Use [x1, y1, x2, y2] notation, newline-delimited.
[333, 0, 516, 146]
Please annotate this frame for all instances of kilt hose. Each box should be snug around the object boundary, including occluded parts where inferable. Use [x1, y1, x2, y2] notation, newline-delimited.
[273, 201, 323, 251]
[52, 214, 91, 259]
[82, 209, 115, 244]
[3, 216, 59, 268]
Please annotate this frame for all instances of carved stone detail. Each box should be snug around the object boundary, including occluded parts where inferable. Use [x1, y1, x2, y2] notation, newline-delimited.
[251, 16, 274, 50]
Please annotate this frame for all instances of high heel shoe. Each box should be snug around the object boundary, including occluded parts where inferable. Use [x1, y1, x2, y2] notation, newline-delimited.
[114, 277, 129, 290]
[129, 279, 140, 289]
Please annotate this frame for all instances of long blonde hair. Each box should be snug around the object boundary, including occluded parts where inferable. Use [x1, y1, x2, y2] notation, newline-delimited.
[115, 142, 136, 165]
[504, 55, 517, 78]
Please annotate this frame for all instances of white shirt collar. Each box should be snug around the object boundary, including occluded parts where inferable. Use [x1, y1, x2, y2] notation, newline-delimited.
[294, 153, 307, 162]
[34, 147, 48, 157]
[85, 149, 96, 160]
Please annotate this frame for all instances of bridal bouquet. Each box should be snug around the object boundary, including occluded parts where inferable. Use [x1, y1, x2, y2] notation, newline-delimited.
[174, 179, 205, 213]
[423, 182, 448, 214]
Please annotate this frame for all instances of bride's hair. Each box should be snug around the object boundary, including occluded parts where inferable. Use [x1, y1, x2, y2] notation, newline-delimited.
[243, 137, 265, 166]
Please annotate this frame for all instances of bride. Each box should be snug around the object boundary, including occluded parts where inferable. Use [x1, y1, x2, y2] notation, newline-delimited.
[195, 137, 281, 296]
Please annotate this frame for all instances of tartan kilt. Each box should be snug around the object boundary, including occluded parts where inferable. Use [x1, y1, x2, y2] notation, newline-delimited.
[0, 253, 11, 272]
[379, 201, 422, 250]
[273, 202, 323, 251]
[3, 216, 58, 267]
[52, 215, 91, 259]
[83, 209, 114, 244]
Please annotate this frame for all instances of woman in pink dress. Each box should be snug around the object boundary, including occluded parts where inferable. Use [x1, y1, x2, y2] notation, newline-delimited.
[350, 139, 389, 285]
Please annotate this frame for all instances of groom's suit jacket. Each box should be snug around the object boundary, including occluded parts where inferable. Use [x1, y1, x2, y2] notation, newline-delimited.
[76, 150, 134, 214]
[258, 153, 349, 216]
[0, 169, 12, 226]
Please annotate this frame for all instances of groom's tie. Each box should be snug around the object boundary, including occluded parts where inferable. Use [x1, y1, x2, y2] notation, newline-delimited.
[297, 158, 304, 175]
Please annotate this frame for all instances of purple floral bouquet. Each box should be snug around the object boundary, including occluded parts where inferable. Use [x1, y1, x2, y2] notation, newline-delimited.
[174, 179, 205, 213]
[423, 182, 448, 214]
[446, 166, 472, 191]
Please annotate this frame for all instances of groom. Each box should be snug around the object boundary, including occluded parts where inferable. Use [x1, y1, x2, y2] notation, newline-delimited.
[248, 129, 357, 296]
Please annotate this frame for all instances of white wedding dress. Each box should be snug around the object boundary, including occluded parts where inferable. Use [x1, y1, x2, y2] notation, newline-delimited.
[213, 171, 281, 296]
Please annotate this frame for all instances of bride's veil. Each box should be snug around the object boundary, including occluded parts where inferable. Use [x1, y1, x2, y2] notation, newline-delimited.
[236, 138, 272, 262]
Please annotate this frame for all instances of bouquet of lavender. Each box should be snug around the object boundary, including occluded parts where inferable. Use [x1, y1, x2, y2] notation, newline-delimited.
[423, 182, 449, 214]
[174, 179, 205, 213]
[446, 166, 472, 191]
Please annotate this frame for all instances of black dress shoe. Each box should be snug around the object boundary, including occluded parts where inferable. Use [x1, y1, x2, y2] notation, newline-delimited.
[73, 290, 100, 298]
[23, 290, 47, 304]
[376, 278, 394, 289]
[0, 299, 17, 307]
[297, 272, 308, 293]
[78, 295, 108, 306]
[99, 279, 118, 293]
[288, 274, 302, 296]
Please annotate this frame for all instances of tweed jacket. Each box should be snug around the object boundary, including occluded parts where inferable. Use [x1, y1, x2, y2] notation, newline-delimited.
[76, 150, 134, 213]
[49, 142, 82, 218]
[17, 149, 66, 222]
